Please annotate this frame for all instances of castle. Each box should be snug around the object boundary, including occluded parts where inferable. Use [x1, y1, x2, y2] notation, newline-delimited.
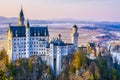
[7, 8, 79, 75]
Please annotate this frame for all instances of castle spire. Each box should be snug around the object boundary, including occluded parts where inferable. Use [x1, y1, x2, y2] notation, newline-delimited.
[58, 34, 61, 40]
[18, 6, 25, 26]
[26, 19, 30, 28]
[20, 6, 24, 17]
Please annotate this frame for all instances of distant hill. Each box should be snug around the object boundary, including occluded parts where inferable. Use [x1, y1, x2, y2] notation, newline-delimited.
[0, 16, 7, 20]
[0, 16, 102, 25]
[0, 16, 120, 31]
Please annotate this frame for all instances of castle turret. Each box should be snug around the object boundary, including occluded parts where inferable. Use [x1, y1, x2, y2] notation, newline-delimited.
[58, 34, 61, 40]
[71, 25, 79, 50]
[26, 19, 30, 28]
[56, 46, 62, 76]
[18, 7, 25, 26]
[26, 19, 30, 58]
[49, 43, 54, 74]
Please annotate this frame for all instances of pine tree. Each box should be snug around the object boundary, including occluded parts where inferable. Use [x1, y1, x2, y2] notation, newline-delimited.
[28, 59, 32, 72]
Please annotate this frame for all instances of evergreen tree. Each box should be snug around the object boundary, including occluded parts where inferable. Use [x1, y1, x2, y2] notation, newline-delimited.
[0, 68, 13, 80]
[74, 51, 81, 70]
[28, 59, 32, 72]
[110, 67, 118, 80]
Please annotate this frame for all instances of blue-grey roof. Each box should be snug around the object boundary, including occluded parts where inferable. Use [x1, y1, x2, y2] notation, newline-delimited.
[20, 8, 24, 17]
[51, 39, 66, 46]
[46, 44, 50, 48]
[66, 43, 73, 45]
[73, 25, 78, 29]
[89, 43, 95, 47]
[9, 26, 49, 37]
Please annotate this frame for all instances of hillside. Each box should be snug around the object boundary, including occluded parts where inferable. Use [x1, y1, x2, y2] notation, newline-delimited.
[58, 48, 120, 80]
[0, 49, 54, 80]
[0, 47, 120, 80]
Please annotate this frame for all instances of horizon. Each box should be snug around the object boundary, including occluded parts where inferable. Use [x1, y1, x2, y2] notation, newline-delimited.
[0, 0, 120, 22]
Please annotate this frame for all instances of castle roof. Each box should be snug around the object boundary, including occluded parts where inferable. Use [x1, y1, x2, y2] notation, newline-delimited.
[9, 26, 49, 37]
[66, 43, 73, 45]
[73, 25, 78, 29]
[51, 39, 66, 46]
[88, 42, 95, 47]
[20, 8, 24, 17]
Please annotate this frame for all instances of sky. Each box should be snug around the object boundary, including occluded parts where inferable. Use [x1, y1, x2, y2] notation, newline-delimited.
[0, 0, 120, 22]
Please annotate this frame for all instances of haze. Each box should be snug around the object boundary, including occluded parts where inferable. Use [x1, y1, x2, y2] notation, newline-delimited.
[0, 0, 120, 22]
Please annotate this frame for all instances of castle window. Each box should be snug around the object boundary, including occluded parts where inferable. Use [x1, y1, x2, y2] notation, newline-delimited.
[14, 43, 16, 45]
[38, 32, 40, 36]
[16, 34, 18, 37]
[34, 33, 36, 36]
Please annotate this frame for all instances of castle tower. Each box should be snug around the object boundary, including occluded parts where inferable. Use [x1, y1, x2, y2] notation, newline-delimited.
[7, 23, 13, 61]
[58, 34, 61, 40]
[26, 19, 30, 58]
[49, 44, 54, 74]
[56, 46, 62, 76]
[18, 7, 25, 26]
[71, 25, 79, 50]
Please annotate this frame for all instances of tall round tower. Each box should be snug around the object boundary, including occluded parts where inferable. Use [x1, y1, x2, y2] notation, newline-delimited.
[71, 25, 79, 50]
[18, 7, 25, 26]
[26, 19, 30, 58]
[56, 46, 62, 76]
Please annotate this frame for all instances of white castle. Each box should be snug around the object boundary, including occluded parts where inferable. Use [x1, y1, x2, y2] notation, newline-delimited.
[7, 8, 79, 75]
